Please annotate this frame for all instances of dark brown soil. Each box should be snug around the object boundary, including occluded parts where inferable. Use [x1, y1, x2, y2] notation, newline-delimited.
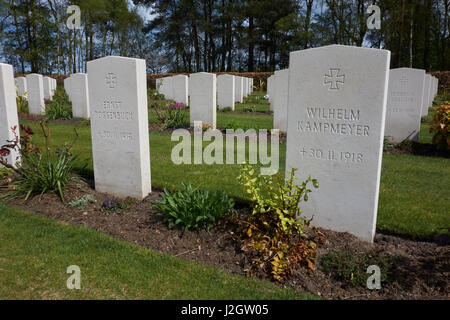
[384, 142, 450, 158]
[1, 181, 448, 300]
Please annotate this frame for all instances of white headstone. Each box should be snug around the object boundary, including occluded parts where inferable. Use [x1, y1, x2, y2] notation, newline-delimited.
[421, 75, 432, 116]
[43, 76, 53, 101]
[267, 75, 274, 111]
[70, 73, 90, 119]
[159, 76, 173, 100]
[273, 69, 289, 132]
[87, 56, 151, 199]
[189, 72, 216, 128]
[286, 45, 391, 242]
[385, 68, 425, 143]
[15, 76, 27, 98]
[51, 78, 57, 95]
[0, 63, 20, 167]
[243, 77, 249, 98]
[217, 74, 235, 110]
[433, 76, 438, 98]
[64, 76, 72, 101]
[234, 76, 243, 103]
[172, 75, 188, 105]
[26, 73, 45, 115]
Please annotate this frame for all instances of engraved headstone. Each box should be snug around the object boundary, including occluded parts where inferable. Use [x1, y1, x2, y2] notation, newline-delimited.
[385, 68, 425, 143]
[87, 56, 151, 199]
[26, 73, 45, 115]
[189, 72, 216, 128]
[217, 74, 235, 110]
[0, 63, 20, 167]
[273, 69, 289, 132]
[286, 45, 391, 242]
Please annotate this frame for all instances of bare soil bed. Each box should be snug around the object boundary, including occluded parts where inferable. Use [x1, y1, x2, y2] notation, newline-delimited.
[1, 181, 448, 300]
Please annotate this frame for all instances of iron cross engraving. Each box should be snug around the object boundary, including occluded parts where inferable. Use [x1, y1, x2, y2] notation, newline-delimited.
[324, 68, 345, 90]
[106, 73, 117, 89]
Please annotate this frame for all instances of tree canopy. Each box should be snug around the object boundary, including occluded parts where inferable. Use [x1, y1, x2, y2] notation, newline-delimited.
[0, 0, 448, 74]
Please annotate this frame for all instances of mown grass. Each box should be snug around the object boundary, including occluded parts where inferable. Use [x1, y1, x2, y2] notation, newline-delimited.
[0, 202, 314, 300]
[379, 153, 450, 239]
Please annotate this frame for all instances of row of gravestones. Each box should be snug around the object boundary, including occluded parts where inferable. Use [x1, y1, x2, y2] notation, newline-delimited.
[0, 45, 433, 242]
[15, 74, 57, 115]
[14, 73, 91, 120]
[156, 74, 254, 128]
[269, 67, 439, 144]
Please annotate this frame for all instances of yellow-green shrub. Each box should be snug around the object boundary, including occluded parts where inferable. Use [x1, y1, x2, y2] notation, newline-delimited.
[430, 102, 450, 151]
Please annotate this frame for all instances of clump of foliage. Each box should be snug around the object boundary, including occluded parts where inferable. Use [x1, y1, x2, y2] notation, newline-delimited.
[101, 197, 130, 214]
[153, 183, 235, 231]
[383, 137, 395, 149]
[46, 101, 72, 120]
[221, 106, 233, 112]
[148, 88, 165, 101]
[226, 120, 242, 130]
[321, 249, 394, 287]
[236, 165, 323, 281]
[429, 102, 450, 151]
[201, 123, 212, 131]
[243, 105, 256, 112]
[45, 87, 72, 120]
[68, 194, 96, 210]
[15, 87, 29, 114]
[154, 102, 189, 129]
[0, 121, 80, 202]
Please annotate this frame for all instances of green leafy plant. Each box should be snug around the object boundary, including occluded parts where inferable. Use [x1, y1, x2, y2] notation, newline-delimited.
[148, 88, 165, 101]
[154, 102, 188, 129]
[221, 106, 233, 112]
[429, 102, 450, 151]
[236, 165, 323, 281]
[243, 105, 257, 112]
[321, 249, 393, 287]
[45, 100, 72, 120]
[226, 120, 242, 130]
[101, 197, 129, 214]
[15, 87, 29, 114]
[153, 183, 235, 231]
[0, 121, 80, 202]
[68, 194, 96, 210]
[44, 86, 73, 120]
[383, 137, 395, 149]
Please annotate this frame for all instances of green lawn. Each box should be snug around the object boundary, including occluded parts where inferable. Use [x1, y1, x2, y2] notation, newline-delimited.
[0, 202, 314, 300]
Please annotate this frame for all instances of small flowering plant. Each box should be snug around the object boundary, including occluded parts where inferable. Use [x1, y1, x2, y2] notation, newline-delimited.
[0, 121, 79, 202]
[154, 101, 188, 129]
[101, 197, 126, 213]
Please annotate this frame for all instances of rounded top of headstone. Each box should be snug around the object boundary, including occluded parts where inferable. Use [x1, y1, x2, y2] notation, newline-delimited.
[87, 55, 145, 66]
[290, 44, 390, 58]
[26, 73, 43, 78]
[391, 67, 425, 73]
